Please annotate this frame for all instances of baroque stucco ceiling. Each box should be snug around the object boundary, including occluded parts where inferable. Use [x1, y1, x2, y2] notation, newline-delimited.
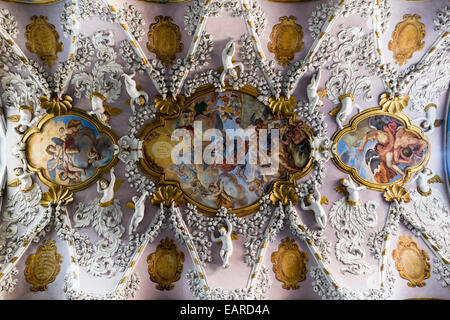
[0, 0, 448, 300]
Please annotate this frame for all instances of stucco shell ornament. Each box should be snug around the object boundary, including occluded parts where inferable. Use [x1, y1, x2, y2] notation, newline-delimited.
[147, 237, 185, 291]
[388, 14, 426, 66]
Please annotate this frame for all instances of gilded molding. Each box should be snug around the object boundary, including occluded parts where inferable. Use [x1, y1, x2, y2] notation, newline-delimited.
[24, 240, 63, 292]
[271, 237, 308, 290]
[270, 182, 298, 206]
[392, 235, 431, 287]
[147, 237, 185, 291]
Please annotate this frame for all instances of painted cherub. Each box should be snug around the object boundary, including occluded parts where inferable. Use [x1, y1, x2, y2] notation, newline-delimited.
[220, 40, 244, 87]
[210, 219, 233, 268]
[127, 190, 149, 235]
[300, 186, 328, 229]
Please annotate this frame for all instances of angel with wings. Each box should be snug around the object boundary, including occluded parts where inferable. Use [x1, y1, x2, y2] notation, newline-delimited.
[88, 92, 122, 128]
[410, 168, 442, 197]
[9, 167, 34, 193]
[300, 185, 329, 229]
[211, 218, 234, 268]
[97, 167, 123, 206]
[335, 177, 366, 206]
[127, 191, 149, 235]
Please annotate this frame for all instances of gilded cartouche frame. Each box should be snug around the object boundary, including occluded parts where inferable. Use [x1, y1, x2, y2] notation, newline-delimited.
[21, 108, 119, 192]
[331, 106, 430, 192]
[138, 84, 314, 217]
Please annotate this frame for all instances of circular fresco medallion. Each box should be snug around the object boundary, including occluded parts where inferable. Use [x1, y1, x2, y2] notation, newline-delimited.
[332, 108, 430, 191]
[139, 85, 313, 216]
[23, 109, 118, 191]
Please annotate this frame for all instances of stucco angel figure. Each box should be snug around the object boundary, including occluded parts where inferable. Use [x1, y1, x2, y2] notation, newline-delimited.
[88, 92, 122, 128]
[121, 73, 149, 112]
[220, 40, 244, 87]
[9, 167, 34, 192]
[97, 167, 123, 206]
[8, 106, 33, 134]
[306, 71, 323, 109]
[210, 218, 233, 268]
[74, 167, 125, 277]
[12, 141, 29, 170]
[413, 104, 442, 134]
[127, 191, 149, 235]
[409, 168, 442, 197]
[329, 176, 377, 275]
[409, 168, 448, 227]
[300, 185, 329, 229]
[335, 177, 366, 206]
[1, 167, 42, 249]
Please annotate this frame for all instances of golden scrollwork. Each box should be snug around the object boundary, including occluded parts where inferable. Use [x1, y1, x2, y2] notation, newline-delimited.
[147, 16, 183, 67]
[147, 237, 185, 291]
[388, 14, 426, 66]
[154, 95, 186, 116]
[392, 235, 431, 287]
[40, 94, 73, 116]
[268, 16, 304, 67]
[25, 16, 63, 67]
[40, 185, 74, 207]
[151, 185, 186, 207]
[24, 240, 63, 292]
[271, 237, 308, 290]
[270, 182, 298, 206]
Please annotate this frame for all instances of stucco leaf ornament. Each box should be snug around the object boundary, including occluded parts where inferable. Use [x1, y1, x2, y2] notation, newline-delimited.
[154, 95, 186, 116]
[40, 94, 73, 116]
[270, 183, 298, 206]
[151, 185, 185, 207]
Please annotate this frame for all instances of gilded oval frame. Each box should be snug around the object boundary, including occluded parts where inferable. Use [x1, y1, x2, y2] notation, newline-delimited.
[22, 108, 119, 192]
[331, 107, 430, 192]
[138, 84, 314, 217]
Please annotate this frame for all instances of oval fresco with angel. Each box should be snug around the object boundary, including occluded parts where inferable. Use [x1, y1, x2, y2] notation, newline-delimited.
[334, 113, 429, 189]
[24, 110, 117, 190]
[140, 87, 313, 215]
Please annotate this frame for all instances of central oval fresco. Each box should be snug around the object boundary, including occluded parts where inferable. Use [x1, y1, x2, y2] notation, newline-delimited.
[139, 86, 313, 216]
